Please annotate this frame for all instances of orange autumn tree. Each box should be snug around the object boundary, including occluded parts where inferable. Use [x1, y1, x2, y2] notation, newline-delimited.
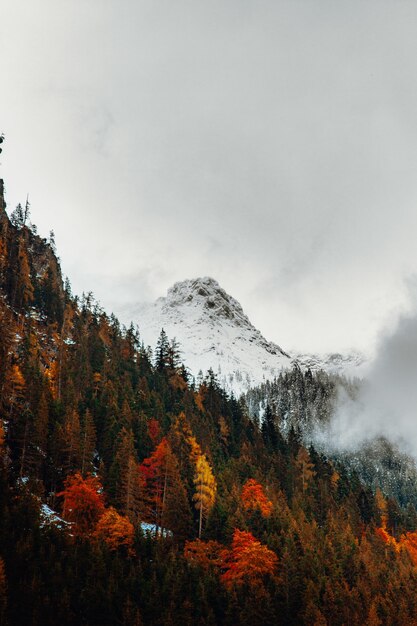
[94, 507, 134, 554]
[59, 473, 105, 538]
[220, 529, 278, 589]
[184, 530, 278, 589]
[375, 526, 397, 548]
[399, 531, 417, 565]
[140, 437, 191, 538]
[375, 523, 417, 566]
[140, 437, 171, 533]
[241, 479, 273, 518]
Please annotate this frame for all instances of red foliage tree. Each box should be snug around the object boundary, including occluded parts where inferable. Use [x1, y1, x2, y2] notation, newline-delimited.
[241, 478, 273, 518]
[140, 437, 192, 538]
[185, 529, 278, 590]
[220, 529, 278, 589]
[139, 438, 170, 528]
[58, 473, 105, 538]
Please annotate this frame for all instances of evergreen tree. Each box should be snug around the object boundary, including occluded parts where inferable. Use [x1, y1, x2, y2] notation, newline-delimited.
[80, 409, 97, 476]
[110, 428, 142, 524]
[155, 329, 169, 371]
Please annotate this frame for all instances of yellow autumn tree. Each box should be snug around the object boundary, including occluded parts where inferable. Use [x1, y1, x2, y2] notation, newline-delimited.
[193, 453, 216, 538]
[94, 507, 135, 554]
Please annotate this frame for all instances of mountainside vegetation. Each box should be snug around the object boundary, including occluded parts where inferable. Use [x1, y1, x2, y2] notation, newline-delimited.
[1, 178, 417, 625]
[246, 370, 417, 509]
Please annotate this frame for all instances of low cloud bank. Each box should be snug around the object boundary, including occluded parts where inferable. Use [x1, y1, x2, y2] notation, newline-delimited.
[317, 288, 417, 457]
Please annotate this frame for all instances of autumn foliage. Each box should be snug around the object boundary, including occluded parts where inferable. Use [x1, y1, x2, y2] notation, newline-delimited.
[220, 529, 278, 589]
[94, 507, 135, 553]
[193, 453, 216, 537]
[375, 526, 395, 547]
[139, 437, 171, 523]
[377, 526, 417, 565]
[185, 529, 278, 590]
[58, 473, 105, 538]
[241, 478, 273, 518]
[401, 531, 417, 565]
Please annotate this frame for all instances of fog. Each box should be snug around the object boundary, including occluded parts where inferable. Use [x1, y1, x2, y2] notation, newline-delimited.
[320, 283, 417, 457]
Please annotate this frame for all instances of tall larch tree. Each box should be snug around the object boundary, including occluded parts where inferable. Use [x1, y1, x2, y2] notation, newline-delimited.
[193, 453, 216, 538]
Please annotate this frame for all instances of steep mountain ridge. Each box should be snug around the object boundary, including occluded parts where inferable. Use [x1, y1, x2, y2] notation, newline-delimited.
[0, 177, 64, 324]
[122, 276, 366, 393]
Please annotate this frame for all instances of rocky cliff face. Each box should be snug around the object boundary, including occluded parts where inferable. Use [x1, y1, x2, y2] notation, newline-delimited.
[0, 179, 65, 323]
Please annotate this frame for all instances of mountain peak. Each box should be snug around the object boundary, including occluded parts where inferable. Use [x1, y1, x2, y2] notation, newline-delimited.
[121, 276, 293, 393]
[167, 276, 222, 301]
[121, 277, 366, 394]
[163, 276, 248, 325]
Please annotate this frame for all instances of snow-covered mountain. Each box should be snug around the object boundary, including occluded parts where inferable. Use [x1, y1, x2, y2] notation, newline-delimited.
[121, 277, 366, 394]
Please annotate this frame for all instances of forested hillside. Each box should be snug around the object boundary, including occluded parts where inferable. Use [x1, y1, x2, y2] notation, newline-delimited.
[1, 178, 417, 625]
[246, 370, 417, 509]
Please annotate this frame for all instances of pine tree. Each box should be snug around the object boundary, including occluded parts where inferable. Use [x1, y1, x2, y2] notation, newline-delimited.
[30, 388, 49, 478]
[155, 329, 169, 371]
[10, 203, 24, 228]
[80, 409, 96, 476]
[110, 428, 142, 524]
[63, 408, 81, 474]
[261, 403, 278, 450]
[0, 557, 7, 626]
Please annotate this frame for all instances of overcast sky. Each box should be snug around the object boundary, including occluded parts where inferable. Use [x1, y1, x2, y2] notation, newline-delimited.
[2, 1, 417, 353]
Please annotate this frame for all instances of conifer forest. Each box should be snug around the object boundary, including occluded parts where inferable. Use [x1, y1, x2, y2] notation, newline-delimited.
[1, 172, 417, 626]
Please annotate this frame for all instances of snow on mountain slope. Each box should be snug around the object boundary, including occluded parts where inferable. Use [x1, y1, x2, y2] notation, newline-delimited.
[295, 351, 366, 379]
[120, 277, 366, 395]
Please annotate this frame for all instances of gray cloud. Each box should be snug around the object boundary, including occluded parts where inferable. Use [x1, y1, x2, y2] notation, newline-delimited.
[1, 1, 417, 352]
[321, 280, 417, 456]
